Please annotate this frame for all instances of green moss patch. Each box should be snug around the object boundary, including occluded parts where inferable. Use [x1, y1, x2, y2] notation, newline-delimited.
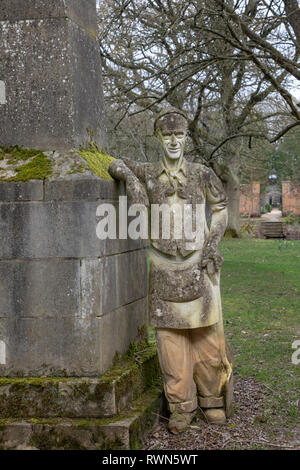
[0, 377, 69, 386]
[0, 145, 53, 181]
[98, 342, 159, 384]
[79, 143, 115, 180]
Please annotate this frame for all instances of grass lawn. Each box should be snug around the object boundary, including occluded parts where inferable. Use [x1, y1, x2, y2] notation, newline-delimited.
[220, 239, 299, 435]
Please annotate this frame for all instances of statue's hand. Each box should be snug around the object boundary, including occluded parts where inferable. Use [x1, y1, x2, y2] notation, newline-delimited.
[108, 159, 129, 180]
[201, 244, 224, 275]
[108, 159, 149, 207]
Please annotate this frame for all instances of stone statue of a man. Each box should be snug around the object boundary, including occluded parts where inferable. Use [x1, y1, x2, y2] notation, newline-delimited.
[109, 107, 233, 434]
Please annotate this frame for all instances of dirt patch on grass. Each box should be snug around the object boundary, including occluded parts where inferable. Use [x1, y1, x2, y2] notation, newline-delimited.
[143, 376, 299, 450]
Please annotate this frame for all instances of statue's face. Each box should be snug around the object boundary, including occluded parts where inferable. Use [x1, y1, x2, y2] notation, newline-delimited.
[160, 129, 186, 161]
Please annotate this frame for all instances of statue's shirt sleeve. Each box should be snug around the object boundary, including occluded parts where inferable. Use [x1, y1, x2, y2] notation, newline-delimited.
[204, 168, 228, 213]
[122, 158, 146, 182]
[108, 158, 148, 206]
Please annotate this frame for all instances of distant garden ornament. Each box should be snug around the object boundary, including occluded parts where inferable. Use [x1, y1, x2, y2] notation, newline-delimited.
[109, 107, 233, 433]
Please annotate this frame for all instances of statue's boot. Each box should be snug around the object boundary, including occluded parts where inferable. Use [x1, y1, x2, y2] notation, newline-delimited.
[167, 410, 196, 434]
[203, 408, 226, 425]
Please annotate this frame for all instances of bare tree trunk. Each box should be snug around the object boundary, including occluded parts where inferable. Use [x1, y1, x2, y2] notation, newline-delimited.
[212, 142, 241, 238]
[218, 34, 241, 238]
[224, 172, 241, 238]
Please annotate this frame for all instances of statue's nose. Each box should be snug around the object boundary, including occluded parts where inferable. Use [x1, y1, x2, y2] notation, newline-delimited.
[170, 134, 177, 145]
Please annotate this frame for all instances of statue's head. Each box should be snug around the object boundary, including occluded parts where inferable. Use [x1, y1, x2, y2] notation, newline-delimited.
[154, 107, 188, 162]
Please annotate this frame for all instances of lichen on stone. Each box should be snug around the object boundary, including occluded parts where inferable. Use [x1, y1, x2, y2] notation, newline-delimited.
[0, 145, 53, 181]
[44, 149, 92, 179]
[0, 142, 115, 181]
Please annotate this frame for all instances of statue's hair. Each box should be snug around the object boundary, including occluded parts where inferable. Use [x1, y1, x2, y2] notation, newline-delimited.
[154, 107, 188, 134]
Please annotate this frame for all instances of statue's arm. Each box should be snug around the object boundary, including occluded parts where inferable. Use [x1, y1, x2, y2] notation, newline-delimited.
[202, 168, 228, 274]
[108, 158, 149, 207]
[109, 158, 145, 181]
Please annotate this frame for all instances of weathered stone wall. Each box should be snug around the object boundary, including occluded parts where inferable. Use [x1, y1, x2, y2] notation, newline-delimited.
[0, 0, 106, 151]
[0, 177, 148, 377]
[282, 181, 300, 216]
[239, 182, 260, 217]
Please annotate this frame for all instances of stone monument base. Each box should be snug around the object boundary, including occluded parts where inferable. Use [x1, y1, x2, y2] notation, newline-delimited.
[0, 346, 163, 450]
[0, 162, 159, 448]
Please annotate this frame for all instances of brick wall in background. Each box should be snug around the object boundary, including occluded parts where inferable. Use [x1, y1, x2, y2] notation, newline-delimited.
[239, 182, 260, 217]
[282, 182, 300, 216]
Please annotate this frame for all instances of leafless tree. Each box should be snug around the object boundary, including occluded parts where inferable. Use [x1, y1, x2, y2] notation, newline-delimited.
[98, 0, 299, 236]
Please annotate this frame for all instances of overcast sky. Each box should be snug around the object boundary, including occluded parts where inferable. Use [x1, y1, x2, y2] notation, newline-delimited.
[291, 81, 300, 101]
